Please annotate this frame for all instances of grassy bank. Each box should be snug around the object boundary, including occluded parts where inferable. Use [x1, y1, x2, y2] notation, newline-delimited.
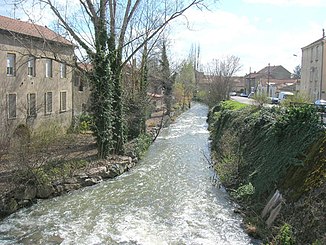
[208, 100, 325, 244]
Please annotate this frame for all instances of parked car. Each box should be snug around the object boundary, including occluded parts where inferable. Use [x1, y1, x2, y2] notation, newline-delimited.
[248, 92, 255, 98]
[315, 99, 326, 112]
[278, 91, 294, 102]
[229, 91, 237, 96]
[240, 93, 248, 97]
[271, 97, 279, 104]
[315, 99, 326, 106]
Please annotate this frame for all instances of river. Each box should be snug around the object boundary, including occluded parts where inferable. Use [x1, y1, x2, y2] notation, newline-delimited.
[0, 103, 254, 245]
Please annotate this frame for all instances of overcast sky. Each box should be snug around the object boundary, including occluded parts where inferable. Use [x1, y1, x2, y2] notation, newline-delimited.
[171, 0, 326, 75]
[1, 0, 325, 76]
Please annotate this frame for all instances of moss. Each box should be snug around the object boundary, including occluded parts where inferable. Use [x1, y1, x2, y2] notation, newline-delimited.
[208, 102, 325, 243]
[281, 133, 326, 201]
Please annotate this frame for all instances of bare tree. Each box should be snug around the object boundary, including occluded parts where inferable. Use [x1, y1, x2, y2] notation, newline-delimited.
[15, 0, 207, 158]
[174, 60, 196, 110]
[205, 56, 241, 107]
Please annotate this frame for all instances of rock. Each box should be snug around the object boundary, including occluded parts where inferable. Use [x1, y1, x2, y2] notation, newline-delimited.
[63, 183, 81, 192]
[87, 166, 109, 178]
[54, 185, 64, 194]
[36, 185, 55, 199]
[83, 177, 102, 186]
[17, 199, 33, 208]
[1, 198, 18, 214]
[64, 177, 78, 184]
[14, 185, 37, 201]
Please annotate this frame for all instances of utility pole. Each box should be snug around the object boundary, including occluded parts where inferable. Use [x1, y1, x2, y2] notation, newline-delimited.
[321, 29, 325, 100]
[267, 63, 270, 96]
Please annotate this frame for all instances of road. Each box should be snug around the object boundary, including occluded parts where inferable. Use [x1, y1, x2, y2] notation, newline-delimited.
[230, 95, 256, 105]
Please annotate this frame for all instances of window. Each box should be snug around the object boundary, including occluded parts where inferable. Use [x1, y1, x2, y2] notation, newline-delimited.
[28, 56, 36, 76]
[27, 93, 37, 117]
[60, 91, 67, 112]
[316, 46, 319, 61]
[315, 67, 319, 82]
[309, 67, 314, 82]
[60, 63, 67, 78]
[7, 53, 15, 76]
[45, 92, 53, 114]
[310, 48, 313, 62]
[45, 59, 52, 78]
[8, 93, 17, 119]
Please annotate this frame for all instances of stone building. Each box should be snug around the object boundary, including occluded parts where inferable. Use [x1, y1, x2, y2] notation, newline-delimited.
[244, 65, 294, 97]
[0, 15, 74, 137]
[300, 33, 326, 101]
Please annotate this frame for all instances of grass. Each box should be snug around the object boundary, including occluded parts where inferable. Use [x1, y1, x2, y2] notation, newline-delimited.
[220, 100, 248, 111]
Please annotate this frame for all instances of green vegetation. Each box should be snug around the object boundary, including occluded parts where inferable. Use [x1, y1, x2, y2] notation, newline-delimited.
[208, 100, 325, 243]
[71, 113, 94, 134]
[127, 133, 153, 159]
[30, 160, 88, 186]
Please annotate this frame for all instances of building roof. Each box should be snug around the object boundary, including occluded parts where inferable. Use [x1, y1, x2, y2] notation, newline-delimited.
[245, 65, 291, 79]
[0, 15, 72, 46]
[302, 36, 325, 50]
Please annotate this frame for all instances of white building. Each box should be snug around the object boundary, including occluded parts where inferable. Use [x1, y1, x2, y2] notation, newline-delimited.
[300, 33, 326, 101]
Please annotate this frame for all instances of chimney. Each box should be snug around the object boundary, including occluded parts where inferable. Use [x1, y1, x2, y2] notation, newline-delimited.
[323, 28, 325, 38]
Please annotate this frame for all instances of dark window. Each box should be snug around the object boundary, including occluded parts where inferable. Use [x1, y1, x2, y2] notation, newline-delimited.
[8, 93, 17, 119]
[45, 92, 53, 114]
[27, 93, 37, 117]
[60, 91, 67, 112]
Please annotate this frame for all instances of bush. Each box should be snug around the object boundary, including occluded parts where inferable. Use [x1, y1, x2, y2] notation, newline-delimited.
[133, 133, 153, 158]
[74, 113, 94, 133]
[274, 223, 296, 245]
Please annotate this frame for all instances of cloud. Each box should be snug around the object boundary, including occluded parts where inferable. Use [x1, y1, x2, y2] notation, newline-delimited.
[170, 9, 258, 65]
[170, 5, 326, 75]
[243, 0, 326, 7]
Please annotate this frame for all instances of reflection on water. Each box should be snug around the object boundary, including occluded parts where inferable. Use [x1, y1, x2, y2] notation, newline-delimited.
[0, 103, 254, 245]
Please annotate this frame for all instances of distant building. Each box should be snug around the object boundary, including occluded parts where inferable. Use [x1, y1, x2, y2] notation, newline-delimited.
[0, 15, 74, 137]
[244, 65, 295, 97]
[300, 33, 326, 101]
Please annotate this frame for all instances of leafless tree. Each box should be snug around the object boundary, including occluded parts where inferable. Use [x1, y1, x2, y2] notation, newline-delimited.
[12, 0, 208, 158]
[205, 55, 241, 107]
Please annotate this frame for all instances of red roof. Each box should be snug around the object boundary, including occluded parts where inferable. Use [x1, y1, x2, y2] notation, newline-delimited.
[0, 15, 72, 46]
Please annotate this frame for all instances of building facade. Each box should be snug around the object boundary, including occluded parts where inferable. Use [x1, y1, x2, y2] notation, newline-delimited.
[300, 35, 326, 101]
[244, 65, 294, 97]
[0, 15, 74, 137]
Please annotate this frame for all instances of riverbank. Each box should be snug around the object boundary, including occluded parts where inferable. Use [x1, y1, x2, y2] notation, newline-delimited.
[0, 104, 185, 220]
[0, 103, 254, 245]
[0, 134, 144, 220]
[208, 100, 326, 244]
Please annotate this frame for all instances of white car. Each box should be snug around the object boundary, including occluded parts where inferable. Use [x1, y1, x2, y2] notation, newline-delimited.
[315, 99, 326, 106]
[248, 92, 255, 98]
[229, 92, 237, 96]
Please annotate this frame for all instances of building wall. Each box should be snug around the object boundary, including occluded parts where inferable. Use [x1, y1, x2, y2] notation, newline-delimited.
[301, 39, 326, 101]
[270, 66, 291, 80]
[72, 69, 92, 117]
[0, 32, 74, 136]
[322, 43, 326, 100]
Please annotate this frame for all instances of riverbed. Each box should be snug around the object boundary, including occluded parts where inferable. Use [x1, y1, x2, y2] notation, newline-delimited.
[0, 103, 254, 245]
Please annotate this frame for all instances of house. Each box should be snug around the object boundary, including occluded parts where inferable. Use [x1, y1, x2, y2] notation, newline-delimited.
[244, 65, 295, 97]
[300, 32, 326, 101]
[0, 15, 74, 137]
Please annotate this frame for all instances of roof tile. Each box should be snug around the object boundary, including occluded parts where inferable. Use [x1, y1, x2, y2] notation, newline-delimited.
[0, 15, 72, 46]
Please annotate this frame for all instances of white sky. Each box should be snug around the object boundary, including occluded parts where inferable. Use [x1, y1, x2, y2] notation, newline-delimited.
[170, 0, 326, 75]
[1, 0, 325, 76]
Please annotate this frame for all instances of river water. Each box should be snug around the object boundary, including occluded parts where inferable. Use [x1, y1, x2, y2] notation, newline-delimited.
[0, 103, 254, 245]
